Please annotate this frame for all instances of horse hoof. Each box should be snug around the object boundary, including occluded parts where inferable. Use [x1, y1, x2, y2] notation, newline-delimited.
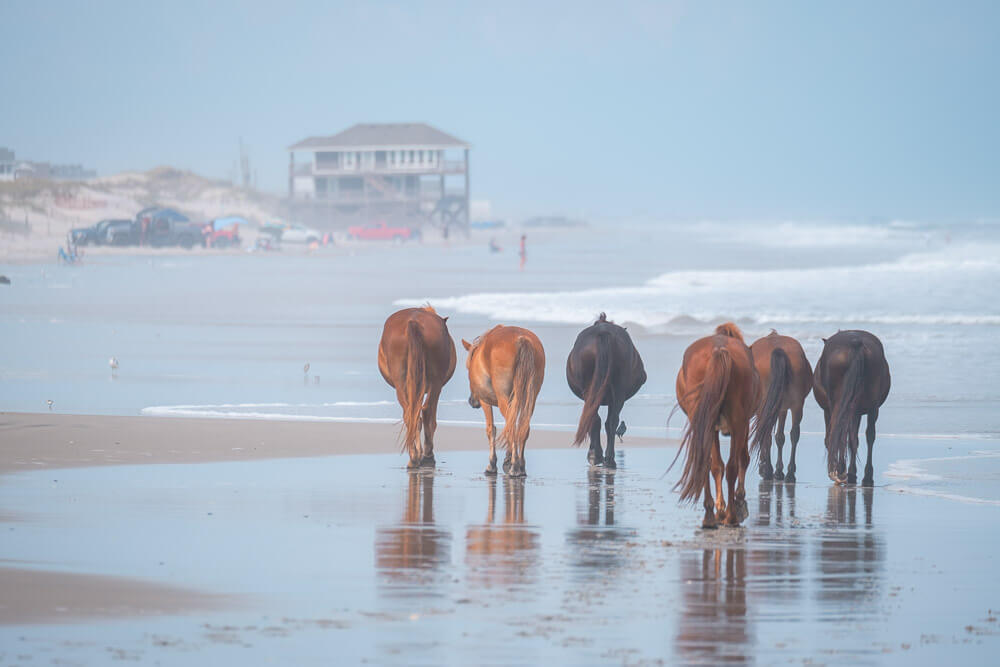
[502, 461, 512, 473]
[603, 457, 617, 469]
[484, 466, 497, 476]
[587, 452, 604, 466]
[861, 477, 874, 487]
[419, 455, 436, 468]
[784, 472, 796, 484]
[774, 469, 785, 481]
[701, 519, 718, 530]
[759, 464, 773, 480]
[406, 460, 421, 471]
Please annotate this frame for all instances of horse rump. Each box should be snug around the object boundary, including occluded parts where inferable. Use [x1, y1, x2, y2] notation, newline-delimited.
[573, 331, 612, 446]
[674, 347, 732, 503]
[751, 347, 791, 459]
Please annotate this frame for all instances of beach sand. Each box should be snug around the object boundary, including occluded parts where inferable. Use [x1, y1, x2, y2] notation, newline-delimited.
[0, 412, 665, 475]
[2, 412, 1000, 664]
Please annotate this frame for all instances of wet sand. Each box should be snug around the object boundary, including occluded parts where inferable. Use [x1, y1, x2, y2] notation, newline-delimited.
[2, 419, 999, 664]
[0, 411, 666, 475]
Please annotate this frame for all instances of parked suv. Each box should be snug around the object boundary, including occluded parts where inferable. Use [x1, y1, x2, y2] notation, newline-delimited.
[141, 208, 203, 248]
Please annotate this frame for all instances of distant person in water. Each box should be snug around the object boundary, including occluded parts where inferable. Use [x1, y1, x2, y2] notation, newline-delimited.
[519, 234, 526, 270]
[489, 237, 502, 253]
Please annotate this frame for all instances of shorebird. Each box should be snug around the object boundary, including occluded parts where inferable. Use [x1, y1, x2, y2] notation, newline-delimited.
[303, 362, 310, 375]
[110, 356, 119, 377]
[46, 399, 54, 411]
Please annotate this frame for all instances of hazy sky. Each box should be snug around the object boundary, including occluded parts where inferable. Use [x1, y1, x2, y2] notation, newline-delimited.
[2, 1, 997, 220]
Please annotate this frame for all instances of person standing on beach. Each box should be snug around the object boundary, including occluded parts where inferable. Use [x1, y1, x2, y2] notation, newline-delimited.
[519, 234, 526, 270]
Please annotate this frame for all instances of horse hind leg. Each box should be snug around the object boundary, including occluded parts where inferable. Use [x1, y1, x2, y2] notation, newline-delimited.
[397, 386, 422, 469]
[419, 386, 441, 467]
[587, 412, 604, 466]
[758, 421, 774, 481]
[701, 466, 718, 529]
[483, 405, 498, 475]
[785, 406, 802, 483]
[862, 409, 878, 487]
[773, 410, 788, 481]
[603, 403, 622, 469]
[711, 431, 725, 517]
[725, 422, 750, 526]
[846, 413, 862, 485]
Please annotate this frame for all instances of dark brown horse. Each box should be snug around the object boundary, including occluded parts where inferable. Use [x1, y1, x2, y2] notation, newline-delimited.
[377, 306, 456, 468]
[750, 330, 813, 483]
[814, 330, 890, 486]
[674, 323, 760, 527]
[566, 313, 647, 468]
[463, 325, 545, 477]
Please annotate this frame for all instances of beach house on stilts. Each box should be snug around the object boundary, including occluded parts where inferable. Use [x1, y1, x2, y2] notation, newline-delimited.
[287, 123, 470, 231]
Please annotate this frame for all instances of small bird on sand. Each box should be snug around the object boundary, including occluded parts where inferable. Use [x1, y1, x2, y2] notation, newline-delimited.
[303, 363, 310, 375]
[110, 356, 119, 377]
[46, 399, 54, 411]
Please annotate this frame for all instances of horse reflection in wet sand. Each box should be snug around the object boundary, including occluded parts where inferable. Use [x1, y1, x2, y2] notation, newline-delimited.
[566, 313, 646, 468]
[814, 330, 891, 486]
[750, 330, 813, 483]
[465, 477, 539, 589]
[674, 323, 760, 528]
[676, 548, 750, 664]
[374, 472, 452, 591]
[377, 306, 457, 469]
[463, 325, 545, 477]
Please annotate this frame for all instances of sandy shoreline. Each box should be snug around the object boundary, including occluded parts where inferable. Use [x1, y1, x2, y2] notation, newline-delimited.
[0, 412, 670, 475]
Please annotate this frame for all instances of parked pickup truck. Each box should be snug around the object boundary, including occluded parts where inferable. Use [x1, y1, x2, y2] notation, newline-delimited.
[70, 219, 135, 246]
[347, 221, 421, 242]
[141, 208, 203, 248]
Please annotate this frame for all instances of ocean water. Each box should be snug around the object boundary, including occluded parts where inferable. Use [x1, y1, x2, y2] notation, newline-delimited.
[1, 218, 998, 450]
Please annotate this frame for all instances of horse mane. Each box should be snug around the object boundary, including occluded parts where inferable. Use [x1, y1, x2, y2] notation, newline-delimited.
[714, 322, 745, 342]
[595, 312, 611, 324]
[420, 303, 438, 315]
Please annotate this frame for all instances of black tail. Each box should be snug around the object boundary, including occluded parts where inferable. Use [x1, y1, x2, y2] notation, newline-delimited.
[751, 347, 790, 459]
[827, 340, 865, 475]
[674, 347, 732, 503]
[573, 331, 612, 446]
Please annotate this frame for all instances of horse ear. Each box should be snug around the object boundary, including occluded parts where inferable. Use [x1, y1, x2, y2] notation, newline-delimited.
[822, 337, 828, 344]
[442, 316, 449, 323]
[462, 339, 472, 351]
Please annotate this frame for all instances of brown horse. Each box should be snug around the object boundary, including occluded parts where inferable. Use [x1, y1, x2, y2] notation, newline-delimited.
[814, 330, 890, 486]
[566, 313, 647, 468]
[377, 306, 456, 468]
[462, 325, 545, 477]
[674, 323, 760, 528]
[750, 330, 813, 483]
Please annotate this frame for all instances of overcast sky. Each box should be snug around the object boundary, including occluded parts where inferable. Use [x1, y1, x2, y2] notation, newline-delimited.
[2, 1, 997, 220]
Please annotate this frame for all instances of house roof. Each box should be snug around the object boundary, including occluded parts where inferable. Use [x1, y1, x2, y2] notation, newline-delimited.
[289, 123, 468, 151]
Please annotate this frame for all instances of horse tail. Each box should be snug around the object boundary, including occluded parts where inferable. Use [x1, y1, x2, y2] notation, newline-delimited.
[751, 347, 791, 459]
[828, 339, 865, 474]
[573, 331, 612, 446]
[501, 337, 539, 453]
[402, 319, 426, 454]
[675, 347, 732, 503]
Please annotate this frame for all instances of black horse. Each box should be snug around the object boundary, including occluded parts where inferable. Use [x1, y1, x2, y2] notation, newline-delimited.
[813, 330, 891, 486]
[566, 313, 647, 467]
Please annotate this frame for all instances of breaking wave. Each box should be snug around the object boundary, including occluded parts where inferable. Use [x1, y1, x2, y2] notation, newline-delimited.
[396, 243, 1000, 331]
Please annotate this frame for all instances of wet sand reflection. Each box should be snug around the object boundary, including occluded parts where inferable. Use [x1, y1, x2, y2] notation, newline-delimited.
[676, 547, 751, 664]
[465, 476, 540, 589]
[817, 486, 883, 614]
[374, 471, 452, 597]
[565, 468, 630, 576]
[750, 481, 805, 604]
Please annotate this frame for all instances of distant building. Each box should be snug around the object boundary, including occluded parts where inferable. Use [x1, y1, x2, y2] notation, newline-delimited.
[287, 123, 470, 228]
[0, 147, 96, 182]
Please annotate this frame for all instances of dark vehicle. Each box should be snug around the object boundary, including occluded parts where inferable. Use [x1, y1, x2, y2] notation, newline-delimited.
[70, 219, 133, 246]
[140, 208, 203, 248]
[105, 220, 140, 246]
